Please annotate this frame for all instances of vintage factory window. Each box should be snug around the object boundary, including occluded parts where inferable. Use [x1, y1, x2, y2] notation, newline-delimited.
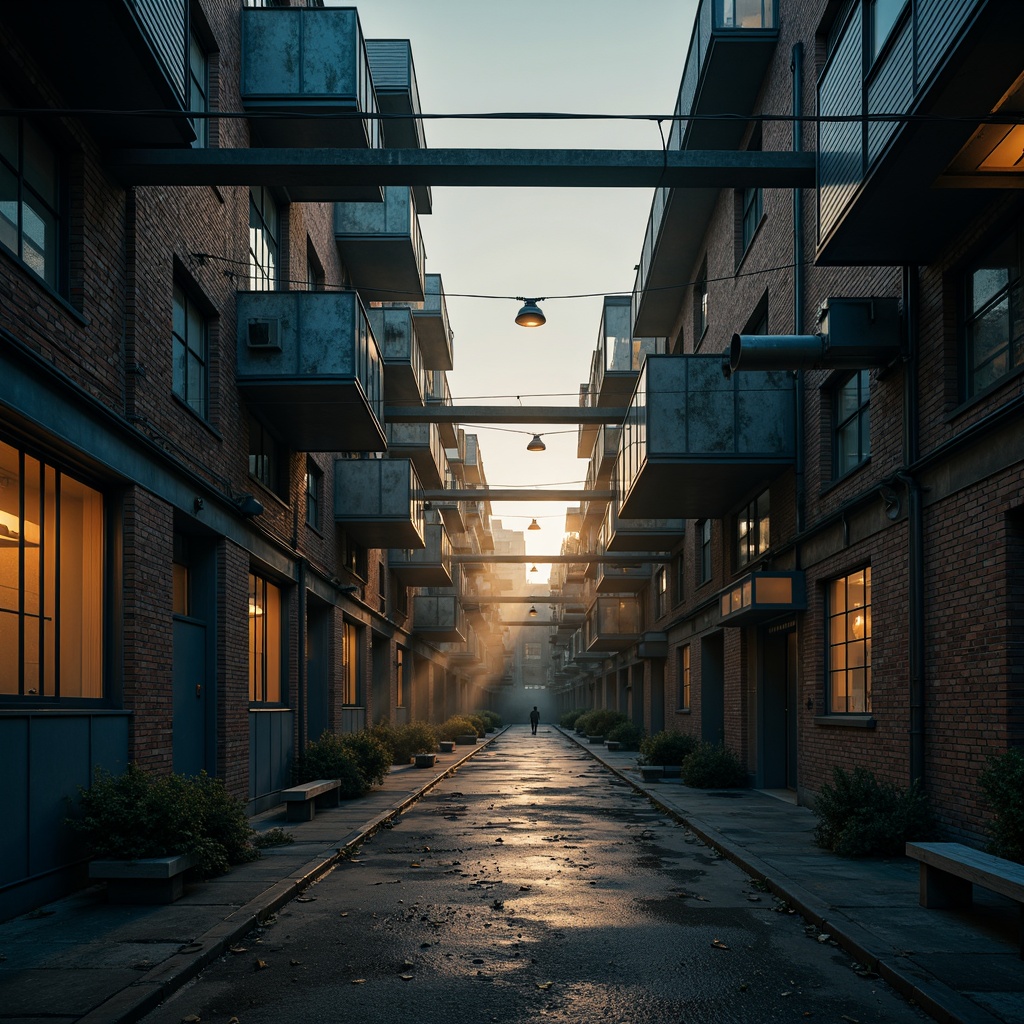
[0, 439, 104, 700]
[172, 281, 209, 419]
[249, 186, 279, 291]
[834, 370, 871, 476]
[736, 489, 770, 568]
[655, 567, 668, 619]
[248, 572, 282, 703]
[677, 644, 691, 711]
[697, 519, 712, 584]
[828, 567, 872, 713]
[189, 31, 210, 149]
[305, 460, 322, 531]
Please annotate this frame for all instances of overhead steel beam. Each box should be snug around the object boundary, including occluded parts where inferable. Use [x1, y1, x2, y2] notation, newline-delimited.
[107, 147, 816, 189]
[452, 554, 667, 563]
[425, 489, 613, 501]
[387, 406, 627, 424]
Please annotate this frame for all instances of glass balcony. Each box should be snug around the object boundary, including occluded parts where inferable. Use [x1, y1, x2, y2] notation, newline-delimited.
[618, 355, 794, 519]
[587, 424, 621, 486]
[385, 421, 446, 490]
[463, 434, 484, 485]
[425, 369, 457, 448]
[589, 297, 666, 407]
[603, 498, 684, 553]
[367, 307, 424, 408]
[409, 275, 454, 371]
[595, 561, 652, 595]
[585, 595, 642, 653]
[334, 457, 424, 549]
[389, 511, 452, 588]
[3, 1, 195, 147]
[335, 187, 425, 302]
[365, 38, 431, 214]
[236, 291, 383, 452]
[631, 0, 780, 336]
[434, 468, 466, 536]
[577, 380, 599, 458]
[412, 592, 466, 643]
[241, 5, 380, 151]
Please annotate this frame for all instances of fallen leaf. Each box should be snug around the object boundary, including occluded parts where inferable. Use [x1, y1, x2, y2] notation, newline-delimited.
[228, 946, 247, 954]
[400, 974, 414, 981]
[711, 939, 729, 950]
[817, 933, 831, 943]
[254, 959, 269, 971]
[410, 862, 421, 868]
[536, 981, 553, 990]
[351, 978, 366, 984]
[182, 1016, 201, 1023]
[296, 896, 315, 903]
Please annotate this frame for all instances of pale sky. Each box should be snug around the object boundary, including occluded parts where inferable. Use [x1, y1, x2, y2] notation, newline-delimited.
[347, 0, 700, 579]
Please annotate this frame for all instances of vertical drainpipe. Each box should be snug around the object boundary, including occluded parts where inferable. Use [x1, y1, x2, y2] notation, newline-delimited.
[792, 42, 806, 533]
[900, 265, 925, 787]
[297, 558, 307, 752]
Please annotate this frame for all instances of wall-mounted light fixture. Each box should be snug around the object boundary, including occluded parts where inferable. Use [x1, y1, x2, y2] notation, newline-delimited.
[233, 493, 264, 517]
[515, 297, 546, 327]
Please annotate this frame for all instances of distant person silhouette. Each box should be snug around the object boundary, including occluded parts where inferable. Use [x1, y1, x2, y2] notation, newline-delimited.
[529, 706, 540, 735]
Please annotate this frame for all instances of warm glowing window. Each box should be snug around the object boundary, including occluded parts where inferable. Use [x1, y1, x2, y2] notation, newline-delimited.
[249, 186, 278, 291]
[342, 620, 360, 705]
[396, 647, 405, 708]
[655, 567, 668, 619]
[249, 572, 282, 703]
[828, 567, 872, 713]
[736, 490, 770, 569]
[0, 439, 104, 700]
[677, 644, 691, 710]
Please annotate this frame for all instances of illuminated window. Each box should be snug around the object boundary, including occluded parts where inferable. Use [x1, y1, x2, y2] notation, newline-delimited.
[736, 489, 770, 569]
[0, 90, 61, 290]
[248, 572, 282, 703]
[172, 281, 208, 419]
[249, 186, 278, 291]
[828, 567, 872, 713]
[677, 644, 691, 711]
[0, 439, 104, 700]
[834, 370, 871, 477]
[964, 226, 1023, 399]
[655, 567, 668, 619]
[342, 620, 360, 705]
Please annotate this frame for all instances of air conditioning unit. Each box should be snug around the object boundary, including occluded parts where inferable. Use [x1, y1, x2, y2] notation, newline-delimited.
[247, 318, 281, 350]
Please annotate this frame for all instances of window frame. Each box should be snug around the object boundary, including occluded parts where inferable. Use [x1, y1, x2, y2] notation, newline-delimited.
[826, 566, 872, 714]
[676, 643, 691, 711]
[342, 619, 360, 706]
[172, 279, 209, 419]
[736, 489, 770, 570]
[248, 571, 283, 704]
[249, 186, 279, 292]
[305, 459, 322, 532]
[188, 29, 209, 149]
[833, 369, 871, 478]
[697, 519, 712, 585]
[695, 259, 709, 344]
[248, 413, 286, 497]
[654, 566, 668, 619]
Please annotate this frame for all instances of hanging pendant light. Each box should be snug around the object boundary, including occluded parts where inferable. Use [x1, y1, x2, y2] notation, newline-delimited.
[530, 564, 539, 573]
[528, 518, 541, 531]
[528, 605, 538, 617]
[527, 434, 546, 452]
[515, 297, 546, 327]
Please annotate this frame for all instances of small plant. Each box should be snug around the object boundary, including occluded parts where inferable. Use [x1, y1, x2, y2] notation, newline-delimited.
[681, 742, 747, 789]
[640, 730, 699, 766]
[474, 709, 502, 730]
[979, 748, 1024, 863]
[298, 730, 390, 798]
[372, 721, 438, 764]
[812, 766, 932, 858]
[438, 715, 480, 742]
[606, 720, 644, 751]
[560, 709, 587, 729]
[68, 763, 258, 877]
[254, 827, 295, 849]
[467, 713, 488, 737]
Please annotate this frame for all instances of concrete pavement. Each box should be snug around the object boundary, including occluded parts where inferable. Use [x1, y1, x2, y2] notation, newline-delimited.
[0, 724, 1020, 1024]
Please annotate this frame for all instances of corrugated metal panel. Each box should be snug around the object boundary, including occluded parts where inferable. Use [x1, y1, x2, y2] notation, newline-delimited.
[867, 19, 913, 164]
[818, 4, 863, 241]
[916, 0, 977, 89]
[366, 39, 412, 89]
[133, 0, 187, 104]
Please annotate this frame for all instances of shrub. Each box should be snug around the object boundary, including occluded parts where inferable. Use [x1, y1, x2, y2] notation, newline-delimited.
[560, 709, 587, 729]
[980, 748, 1024, 863]
[467, 714, 488, 737]
[372, 721, 438, 764]
[576, 709, 627, 737]
[606, 720, 644, 751]
[681, 742, 747, 789]
[640, 730, 699, 766]
[813, 766, 932, 858]
[474, 710, 502, 730]
[339, 730, 392, 792]
[68, 763, 258, 877]
[299, 729, 390, 797]
[438, 715, 480, 742]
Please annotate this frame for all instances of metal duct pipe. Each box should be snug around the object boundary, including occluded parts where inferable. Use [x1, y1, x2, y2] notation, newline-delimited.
[724, 334, 824, 376]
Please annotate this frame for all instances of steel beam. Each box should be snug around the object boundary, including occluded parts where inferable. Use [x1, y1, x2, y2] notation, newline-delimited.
[425, 489, 613, 501]
[387, 406, 627, 424]
[107, 147, 816, 189]
[452, 554, 667, 563]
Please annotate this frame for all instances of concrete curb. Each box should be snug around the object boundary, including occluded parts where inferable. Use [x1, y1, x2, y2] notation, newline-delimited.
[79, 727, 507, 1024]
[558, 727, 1002, 1024]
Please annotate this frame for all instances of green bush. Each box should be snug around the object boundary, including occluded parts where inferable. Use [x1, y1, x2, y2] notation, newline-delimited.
[560, 709, 587, 729]
[299, 730, 390, 797]
[681, 742, 747, 788]
[980, 748, 1024, 863]
[467, 714, 488, 737]
[68, 763, 258, 877]
[474, 709, 502, 730]
[606, 720, 644, 751]
[813, 766, 932, 858]
[576, 709, 626, 737]
[640, 730, 699, 766]
[372, 721, 438, 764]
[438, 715, 480, 742]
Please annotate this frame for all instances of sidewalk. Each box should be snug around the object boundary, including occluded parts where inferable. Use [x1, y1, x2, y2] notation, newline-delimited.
[1, 725, 1020, 1024]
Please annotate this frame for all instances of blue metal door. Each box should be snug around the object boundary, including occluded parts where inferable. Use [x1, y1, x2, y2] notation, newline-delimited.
[173, 617, 208, 775]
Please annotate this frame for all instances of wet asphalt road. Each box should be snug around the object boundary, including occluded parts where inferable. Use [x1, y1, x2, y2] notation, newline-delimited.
[141, 727, 930, 1024]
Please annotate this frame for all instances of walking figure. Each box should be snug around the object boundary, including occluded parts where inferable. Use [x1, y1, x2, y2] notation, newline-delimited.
[529, 706, 540, 735]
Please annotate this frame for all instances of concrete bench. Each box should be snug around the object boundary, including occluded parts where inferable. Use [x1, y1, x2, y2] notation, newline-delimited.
[89, 853, 197, 904]
[906, 841, 1024, 955]
[281, 778, 341, 822]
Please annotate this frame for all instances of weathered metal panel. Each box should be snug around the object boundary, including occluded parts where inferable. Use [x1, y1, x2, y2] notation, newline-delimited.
[916, 0, 977, 88]
[249, 708, 294, 808]
[368, 307, 424, 406]
[133, 0, 187, 103]
[334, 458, 425, 549]
[867, 19, 913, 165]
[818, 3, 864, 242]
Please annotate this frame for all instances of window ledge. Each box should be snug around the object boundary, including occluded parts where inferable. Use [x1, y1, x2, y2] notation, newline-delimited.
[814, 714, 876, 729]
[674, 708, 691, 715]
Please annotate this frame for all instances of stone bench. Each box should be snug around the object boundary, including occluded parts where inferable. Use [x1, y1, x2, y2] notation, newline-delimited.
[906, 841, 1024, 956]
[89, 853, 197, 904]
[281, 778, 341, 822]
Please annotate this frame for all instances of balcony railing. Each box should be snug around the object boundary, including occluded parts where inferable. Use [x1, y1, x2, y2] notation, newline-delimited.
[577, 380, 599, 458]
[335, 186, 425, 302]
[334, 458, 424, 549]
[236, 291, 383, 452]
[618, 355, 794, 519]
[408, 275, 454, 371]
[412, 592, 466, 643]
[368, 307, 424, 407]
[385, 421, 446, 490]
[585, 594, 642, 653]
[603, 498, 684, 553]
[389, 512, 452, 588]
[631, 0, 779, 336]
[589, 297, 666, 407]
[425, 369, 457, 448]
[595, 561, 652, 595]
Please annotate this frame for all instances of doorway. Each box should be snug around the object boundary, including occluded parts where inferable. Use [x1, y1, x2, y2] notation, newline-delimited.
[762, 626, 798, 790]
[700, 632, 725, 744]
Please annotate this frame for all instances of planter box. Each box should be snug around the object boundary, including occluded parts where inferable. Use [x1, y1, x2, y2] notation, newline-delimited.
[663, 765, 682, 778]
[89, 853, 197, 904]
[606, 740, 622, 751]
[455, 734, 478, 745]
[439, 740, 455, 753]
[639, 765, 662, 783]
[414, 752, 437, 768]
[588, 736, 605, 745]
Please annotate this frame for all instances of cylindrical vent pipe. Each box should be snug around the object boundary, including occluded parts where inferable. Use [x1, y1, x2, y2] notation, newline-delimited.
[724, 334, 824, 376]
